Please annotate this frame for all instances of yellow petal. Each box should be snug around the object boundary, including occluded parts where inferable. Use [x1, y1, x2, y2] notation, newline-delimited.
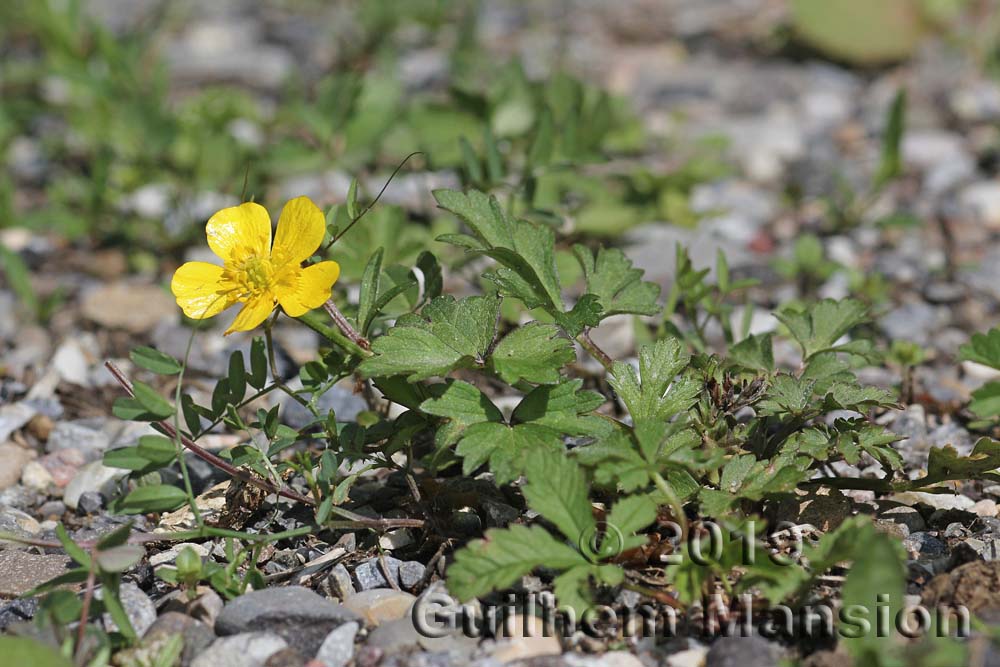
[225, 294, 275, 335]
[271, 196, 326, 266]
[275, 261, 340, 317]
[206, 202, 272, 263]
[171, 262, 232, 319]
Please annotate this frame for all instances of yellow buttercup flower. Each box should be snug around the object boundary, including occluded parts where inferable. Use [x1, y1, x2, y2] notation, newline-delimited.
[171, 196, 340, 334]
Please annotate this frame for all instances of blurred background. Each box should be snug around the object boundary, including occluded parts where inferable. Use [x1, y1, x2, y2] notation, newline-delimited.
[4, 0, 1000, 403]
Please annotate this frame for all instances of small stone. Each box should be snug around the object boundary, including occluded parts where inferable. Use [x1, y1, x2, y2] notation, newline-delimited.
[191, 632, 288, 667]
[63, 461, 126, 511]
[0, 403, 36, 442]
[706, 636, 785, 667]
[874, 519, 909, 539]
[37, 500, 65, 519]
[215, 586, 359, 657]
[263, 648, 309, 667]
[52, 339, 91, 386]
[99, 582, 157, 636]
[487, 614, 562, 663]
[144, 610, 215, 665]
[315, 621, 358, 667]
[80, 282, 176, 334]
[77, 491, 104, 515]
[568, 652, 646, 667]
[325, 563, 355, 600]
[903, 532, 949, 560]
[0, 598, 39, 630]
[149, 542, 211, 567]
[353, 557, 402, 591]
[20, 461, 53, 491]
[398, 561, 426, 591]
[37, 450, 84, 488]
[190, 589, 225, 626]
[46, 421, 111, 461]
[960, 181, 1000, 230]
[974, 500, 998, 517]
[666, 647, 710, 667]
[0, 507, 41, 539]
[342, 589, 416, 626]
[877, 505, 927, 533]
[0, 551, 73, 597]
[378, 529, 414, 551]
[0, 442, 34, 490]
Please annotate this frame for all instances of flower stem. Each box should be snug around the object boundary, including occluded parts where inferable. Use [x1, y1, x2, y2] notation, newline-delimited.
[324, 299, 370, 350]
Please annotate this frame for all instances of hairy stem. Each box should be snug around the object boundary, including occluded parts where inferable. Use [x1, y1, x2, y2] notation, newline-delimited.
[324, 299, 370, 350]
[577, 331, 614, 373]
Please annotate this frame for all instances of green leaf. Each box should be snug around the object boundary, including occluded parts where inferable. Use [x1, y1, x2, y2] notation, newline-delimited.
[959, 328, 1000, 370]
[248, 337, 268, 389]
[130, 347, 182, 375]
[420, 380, 504, 447]
[841, 527, 906, 660]
[100, 577, 137, 640]
[774, 298, 870, 361]
[521, 448, 596, 545]
[729, 334, 774, 372]
[359, 295, 499, 381]
[0, 637, 73, 667]
[56, 523, 91, 568]
[227, 351, 246, 402]
[600, 494, 656, 558]
[113, 485, 187, 514]
[969, 382, 1000, 419]
[131, 381, 174, 420]
[573, 245, 660, 319]
[923, 437, 1000, 486]
[511, 379, 610, 437]
[608, 338, 699, 422]
[552, 564, 594, 616]
[448, 524, 587, 602]
[95, 545, 144, 573]
[103, 447, 156, 472]
[490, 323, 575, 385]
[346, 177, 360, 219]
[96, 521, 134, 550]
[434, 189, 564, 312]
[756, 374, 815, 416]
[456, 422, 563, 484]
[554, 294, 604, 337]
[358, 248, 384, 334]
[875, 88, 906, 187]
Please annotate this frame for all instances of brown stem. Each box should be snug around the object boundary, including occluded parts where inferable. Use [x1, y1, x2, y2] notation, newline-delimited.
[323, 300, 370, 350]
[75, 559, 96, 661]
[577, 331, 614, 372]
[104, 362, 425, 532]
[106, 361, 315, 506]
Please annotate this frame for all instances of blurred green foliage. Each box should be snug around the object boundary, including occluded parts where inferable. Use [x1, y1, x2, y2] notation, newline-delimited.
[1, 0, 725, 257]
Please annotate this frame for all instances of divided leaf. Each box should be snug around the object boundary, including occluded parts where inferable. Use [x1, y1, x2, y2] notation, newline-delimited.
[573, 245, 660, 320]
[359, 295, 499, 381]
[775, 298, 869, 361]
[456, 421, 562, 485]
[608, 337, 699, 422]
[490, 323, 575, 385]
[959, 327, 1000, 370]
[435, 189, 564, 312]
[521, 448, 596, 547]
[447, 524, 586, 602]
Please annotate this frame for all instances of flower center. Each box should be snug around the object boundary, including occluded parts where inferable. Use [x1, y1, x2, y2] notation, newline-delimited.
[229, 255, 276, 298]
